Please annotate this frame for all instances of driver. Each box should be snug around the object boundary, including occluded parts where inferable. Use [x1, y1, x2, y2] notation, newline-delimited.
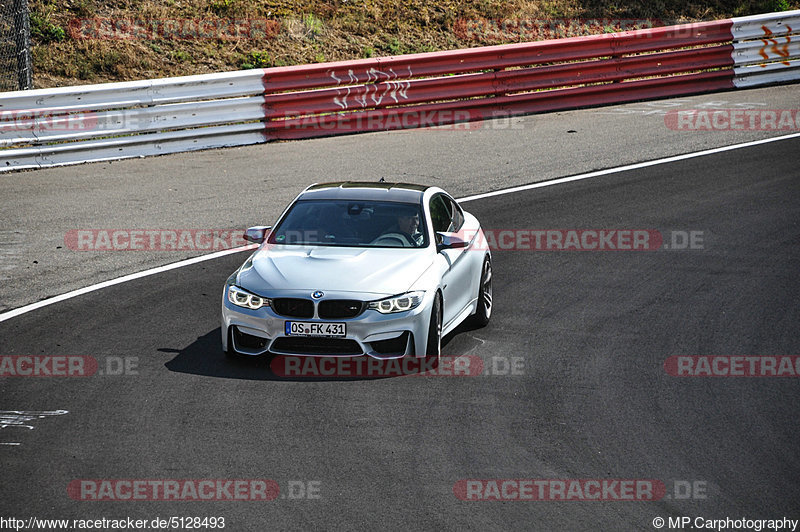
[383, 208, 424, 246]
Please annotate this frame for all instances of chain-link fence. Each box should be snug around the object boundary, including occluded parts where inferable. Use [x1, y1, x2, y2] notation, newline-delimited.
[0, 0, 32, 91]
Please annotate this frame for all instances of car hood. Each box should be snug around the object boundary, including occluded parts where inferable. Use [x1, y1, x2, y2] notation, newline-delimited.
[237, 245, 434, 297]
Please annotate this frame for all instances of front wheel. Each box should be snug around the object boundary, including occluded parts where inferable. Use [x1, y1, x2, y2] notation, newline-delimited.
[469, 256, 492, 327]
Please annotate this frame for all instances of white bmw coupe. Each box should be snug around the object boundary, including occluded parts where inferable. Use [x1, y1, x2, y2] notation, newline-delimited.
[221, 181, 491, 361]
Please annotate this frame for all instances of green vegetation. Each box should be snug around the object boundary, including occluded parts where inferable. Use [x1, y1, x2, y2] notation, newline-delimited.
[30, 5, 65, 43]
[27, 0, 800, 88]
[240, 50, 272, 69]
[383, 37, 403, 55]
[302, 13, 324, 39]
[209, 0, 238, 16]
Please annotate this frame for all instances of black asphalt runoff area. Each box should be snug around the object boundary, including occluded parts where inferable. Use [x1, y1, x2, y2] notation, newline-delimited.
[1, 137, 798, 530]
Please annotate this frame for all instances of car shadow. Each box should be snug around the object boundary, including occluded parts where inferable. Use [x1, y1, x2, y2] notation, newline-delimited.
[163, 328, 459, 382]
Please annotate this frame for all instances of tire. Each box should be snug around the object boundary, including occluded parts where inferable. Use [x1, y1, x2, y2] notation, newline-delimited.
[425, 293, 442, 362]
[469, 256, 492, 327]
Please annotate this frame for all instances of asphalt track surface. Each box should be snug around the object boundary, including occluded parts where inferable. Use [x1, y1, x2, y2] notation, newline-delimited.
[1, 84, 798, 313]
[1, 136, 798, 530]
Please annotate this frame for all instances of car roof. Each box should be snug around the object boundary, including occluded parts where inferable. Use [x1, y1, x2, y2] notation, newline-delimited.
[300, 181, 431, 202]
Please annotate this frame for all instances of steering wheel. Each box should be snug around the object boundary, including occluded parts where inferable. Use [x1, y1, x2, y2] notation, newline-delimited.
[370, 232, 415, 247]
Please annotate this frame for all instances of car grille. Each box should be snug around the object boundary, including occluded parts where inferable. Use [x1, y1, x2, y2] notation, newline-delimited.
[272, 298, 314, 318]
[271, 337, 363, 355]
[318, 300, 365, 319]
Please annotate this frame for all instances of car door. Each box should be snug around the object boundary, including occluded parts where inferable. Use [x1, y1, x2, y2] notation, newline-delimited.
[430, 193, 473, 329]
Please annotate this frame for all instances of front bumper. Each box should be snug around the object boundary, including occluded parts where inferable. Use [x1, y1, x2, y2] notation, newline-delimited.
[221, 288, 432, 359]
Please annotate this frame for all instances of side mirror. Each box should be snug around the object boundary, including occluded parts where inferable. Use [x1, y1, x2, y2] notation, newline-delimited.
[244, 226, 271, 244]
[436, 232, 469, 252]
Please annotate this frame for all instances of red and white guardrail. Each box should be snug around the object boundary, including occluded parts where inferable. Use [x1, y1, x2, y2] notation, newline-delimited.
[0, 10, 797, 171]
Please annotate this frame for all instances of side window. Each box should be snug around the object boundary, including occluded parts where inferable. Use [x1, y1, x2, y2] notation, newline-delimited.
[429, 195, 452, 232]
[447, 197, 464, 231]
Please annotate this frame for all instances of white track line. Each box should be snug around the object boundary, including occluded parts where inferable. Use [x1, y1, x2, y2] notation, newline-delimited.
[1, 131, 798, 323]
[0, 246, 256, 323]
[458, 131, 800, 203]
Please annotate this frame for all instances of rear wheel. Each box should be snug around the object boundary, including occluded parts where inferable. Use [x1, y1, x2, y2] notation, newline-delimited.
[469, 256, 492, 327]
[425, 293, 442, 364]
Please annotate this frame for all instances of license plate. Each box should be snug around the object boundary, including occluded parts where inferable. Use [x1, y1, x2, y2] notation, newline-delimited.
[285, 321, 346, 337]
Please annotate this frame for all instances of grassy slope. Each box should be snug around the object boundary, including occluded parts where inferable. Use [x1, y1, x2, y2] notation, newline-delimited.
[30, 0, 799, 88]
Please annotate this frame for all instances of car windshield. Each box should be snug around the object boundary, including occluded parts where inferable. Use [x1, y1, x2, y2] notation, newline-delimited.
[268, 199, 429, 248]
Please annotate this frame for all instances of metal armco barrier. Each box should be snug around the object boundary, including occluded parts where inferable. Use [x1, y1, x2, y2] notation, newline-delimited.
[0, 10, 798, 171]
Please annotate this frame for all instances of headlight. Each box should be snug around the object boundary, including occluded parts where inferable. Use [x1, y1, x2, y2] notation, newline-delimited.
[368, 291, 424, 314]
[227, 285, 270, 310]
